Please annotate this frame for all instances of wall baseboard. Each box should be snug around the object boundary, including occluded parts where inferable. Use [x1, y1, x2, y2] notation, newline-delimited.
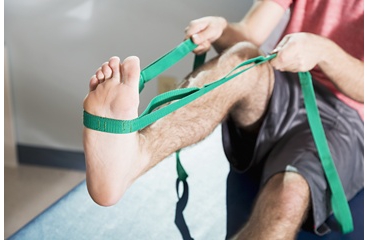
[5, 45, 18, 168]
[17, 145, 86, 171]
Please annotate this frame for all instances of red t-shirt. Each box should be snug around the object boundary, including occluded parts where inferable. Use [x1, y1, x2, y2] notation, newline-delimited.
[271, 0, 364, 119]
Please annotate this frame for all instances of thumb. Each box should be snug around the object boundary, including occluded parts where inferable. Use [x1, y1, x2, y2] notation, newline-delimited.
[271, 35, 290, 54]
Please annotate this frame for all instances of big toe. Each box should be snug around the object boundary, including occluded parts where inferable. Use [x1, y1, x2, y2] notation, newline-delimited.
[121, 56, 140, 89]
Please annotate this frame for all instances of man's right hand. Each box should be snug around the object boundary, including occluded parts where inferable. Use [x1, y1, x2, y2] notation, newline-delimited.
[184, 16, 228, 55]
[184, 1, 286, 55]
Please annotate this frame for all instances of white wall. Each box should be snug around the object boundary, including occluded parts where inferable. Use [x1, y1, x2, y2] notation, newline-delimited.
[5, 0, 288, 153]
[4, 46, 18, 167]
[4, 0, 253, 152]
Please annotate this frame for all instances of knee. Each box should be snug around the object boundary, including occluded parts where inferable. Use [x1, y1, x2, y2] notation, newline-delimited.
[220, 41, 262, 63]
[218, 41, 273, 85]
[266, 172, 310, 218]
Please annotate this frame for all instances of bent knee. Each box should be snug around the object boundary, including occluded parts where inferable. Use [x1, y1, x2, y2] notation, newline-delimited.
[267, 172, 311, 214]
[218, 41, 273, 85]
[269, 172, 310, 196]
[222, 41, 263, 62]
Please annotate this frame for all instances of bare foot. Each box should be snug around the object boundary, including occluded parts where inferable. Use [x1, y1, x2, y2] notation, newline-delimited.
[83, 56, 148, 206]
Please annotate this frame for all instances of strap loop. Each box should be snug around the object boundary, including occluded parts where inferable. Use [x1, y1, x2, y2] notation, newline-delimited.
[139, 39, 198, 92]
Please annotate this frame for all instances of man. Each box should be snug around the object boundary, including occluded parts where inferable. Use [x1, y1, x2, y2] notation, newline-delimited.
[83, 0, 363, 239]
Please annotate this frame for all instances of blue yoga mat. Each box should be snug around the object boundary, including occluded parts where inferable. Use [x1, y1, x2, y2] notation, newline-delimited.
[9, 127, 363, 240]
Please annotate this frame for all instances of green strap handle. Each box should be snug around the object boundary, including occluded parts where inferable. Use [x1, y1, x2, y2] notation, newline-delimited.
[83, 39, 353, 233]
[299, 72, 353, 233]
[139, 39, 199, 92]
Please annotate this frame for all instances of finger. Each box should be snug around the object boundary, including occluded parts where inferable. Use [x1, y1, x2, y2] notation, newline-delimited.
[185, 18, 209, 39]
[193, 40, 211, 55]
[270, 57, 298, 72]
[271, 35, 291, 54]
[191, 32, 206, 45]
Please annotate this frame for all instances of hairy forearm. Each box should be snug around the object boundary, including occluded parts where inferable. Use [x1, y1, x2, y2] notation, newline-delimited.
[318, 37, 364, 102]
[213, 21, 248, 54]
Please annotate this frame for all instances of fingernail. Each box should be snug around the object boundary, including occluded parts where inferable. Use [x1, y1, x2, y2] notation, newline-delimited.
[192, 34, 200, 42]
[270, 47, 280, 54]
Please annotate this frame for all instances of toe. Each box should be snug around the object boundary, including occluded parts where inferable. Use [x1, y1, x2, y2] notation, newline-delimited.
[102, 62, 112, 80]
[89, 75, 99, 91]
[108, 56, 121, 81]
[96, 67, 105, 83]
[121, 56, 140, 89]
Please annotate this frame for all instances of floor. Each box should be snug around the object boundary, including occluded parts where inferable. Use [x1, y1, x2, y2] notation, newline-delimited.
[4, 127, 230, 239]
[4, 164, 86, 239]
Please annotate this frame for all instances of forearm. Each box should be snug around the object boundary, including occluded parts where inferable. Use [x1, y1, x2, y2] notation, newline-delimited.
[318, 37, 364, 102]
[214, 0, 286, 54]
[213, 21, 248, 54]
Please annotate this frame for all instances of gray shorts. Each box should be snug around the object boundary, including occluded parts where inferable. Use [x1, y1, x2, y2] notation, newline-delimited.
[222, 70, 364, 235]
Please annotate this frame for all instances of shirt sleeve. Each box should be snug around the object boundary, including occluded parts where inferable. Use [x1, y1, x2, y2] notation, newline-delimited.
[268, 0, 293, 10]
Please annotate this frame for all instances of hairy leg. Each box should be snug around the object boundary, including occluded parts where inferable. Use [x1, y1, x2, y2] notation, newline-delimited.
[233, 172, 311, 240]
[142, 42, 274, 168]
[83, 42, 274, 206]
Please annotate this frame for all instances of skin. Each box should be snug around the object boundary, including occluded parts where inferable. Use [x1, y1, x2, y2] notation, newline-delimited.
[84, 43, 274, 206]
[84, 57, 144, 205]
[185, 1, 363, 102]
[270, 33, 364, 102]
[83, 0, 363, 238]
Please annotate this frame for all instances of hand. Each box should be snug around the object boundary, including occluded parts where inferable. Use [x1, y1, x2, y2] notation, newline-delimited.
[184, 16, 227, 55]
[270, 33, 325, 72]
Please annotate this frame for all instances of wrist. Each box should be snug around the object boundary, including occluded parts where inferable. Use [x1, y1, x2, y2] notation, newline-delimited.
[218, 16, 228, 32]
[214, 17, 228, 43]
[315, 35, 335, 67]
[214, 19, 240, 53]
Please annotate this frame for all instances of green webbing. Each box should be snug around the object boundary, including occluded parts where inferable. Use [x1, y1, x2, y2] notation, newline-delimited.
[193, 53, 206, 70]
[176, 51, 206, 184]
[176, 149, 188, 181]
[83, 39, 353, 233]
[139, 39, 198, 92]
[299, 72, 353, 233]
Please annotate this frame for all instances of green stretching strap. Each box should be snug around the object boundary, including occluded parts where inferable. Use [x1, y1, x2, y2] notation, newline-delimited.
[83, 39, 353, 233]
[139, 39, 199, 93]
[299, 72, 353, 233]
[176, 149, 188, 182]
